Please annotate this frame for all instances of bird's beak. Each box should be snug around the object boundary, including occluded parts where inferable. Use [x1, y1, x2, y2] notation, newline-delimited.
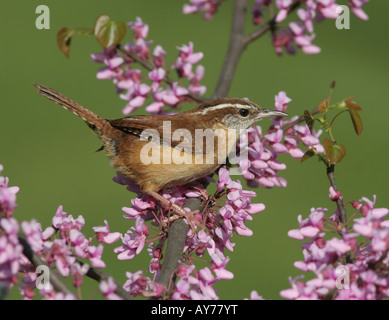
[256, 108, 288, 120]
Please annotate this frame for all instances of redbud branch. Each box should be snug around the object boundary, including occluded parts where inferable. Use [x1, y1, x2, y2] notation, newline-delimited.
[213, 0, 302, 98]
[17, 234, 77, 299]
[212, 0, 248, 98]
[154, 198, 205, 298]
[328, 167, 353, 264]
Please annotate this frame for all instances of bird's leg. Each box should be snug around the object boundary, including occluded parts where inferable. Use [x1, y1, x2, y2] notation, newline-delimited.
[149, 191, 203, 233]
[186, 181, 210, 201]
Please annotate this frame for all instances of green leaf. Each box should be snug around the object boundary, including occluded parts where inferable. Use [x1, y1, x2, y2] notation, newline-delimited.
[304, 110, 315, 134]
[349, 108, 363, 137]
[300, 149, 316, 163]
[318, 98, 329, 113]
[323, 138, 346, 164]
[94, 15, 126, 48]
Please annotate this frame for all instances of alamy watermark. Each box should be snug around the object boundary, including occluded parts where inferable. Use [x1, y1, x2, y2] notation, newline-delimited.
[336, 5, 351, 30]
[35, 265, 50, 290]
[36, 4, 351, 31]
[35, 5, 50, 30]
[137, 121, 247, 175]
[335, 265, 350, 290]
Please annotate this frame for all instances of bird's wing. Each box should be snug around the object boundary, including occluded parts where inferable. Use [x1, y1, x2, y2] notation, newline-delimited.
[109, 115, 215, 155]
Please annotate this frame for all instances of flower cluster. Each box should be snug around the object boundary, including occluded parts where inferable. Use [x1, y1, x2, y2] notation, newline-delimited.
[271, 0, 369, 55]
[111, 166, 264, 299]
[172, 264, 218, 299]
[91, 17, 206, 115]
[0, 165, 124, 299]
[183, 0, 222, 20]
[0, 166, 22, 293]
[0, 165, 19, 218]
[124, 270, 164, 298]
[237, 91, 323, 188]
[184, 0, 369, 55]
[18, 205, 121, 299]
[281, 190, 389, 300]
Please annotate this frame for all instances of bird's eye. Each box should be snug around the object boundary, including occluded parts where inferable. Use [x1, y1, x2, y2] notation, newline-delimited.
[239, 108, 249, 117]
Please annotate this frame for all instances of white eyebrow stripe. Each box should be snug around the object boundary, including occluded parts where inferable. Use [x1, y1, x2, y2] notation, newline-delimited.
[200, 103, 255, 115]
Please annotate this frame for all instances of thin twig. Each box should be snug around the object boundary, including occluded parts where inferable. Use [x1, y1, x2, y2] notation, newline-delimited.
[327, 165, 353, 264]
[17, 234, 77, 298]
[212, 0, 248, 99]
[244, 0, 302, 45]
[76, 260, 134, 300]
[326, 165, 347, 225]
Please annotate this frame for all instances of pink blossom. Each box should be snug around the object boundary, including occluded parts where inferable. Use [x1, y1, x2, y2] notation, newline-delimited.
[283, 194, 389, 300]
[329, 186, 342, 201]
[128, 17, 149, 39]
[152, 45, 166, 67]
[183, 0, 221, 20]
[21, 220, 46, 252]
[210, 252, 234, 280]
[124, 270, 163, 298]
[349, 0, 369, 21]
[316, 0, 339, 20]
[275, 0, 293, 23]
[93, 220, 121, 244]
[251, 0, 271, 25]
[100, 277, 123, 300]
[148, 68, 166, 83]
[86, 244, 106, 269]
[52, 205, 85, 238]
[174, 42, 204, 78]
[45, 239, 75, 277]
[0, 166, 19, 218]
[114, 217, 149, 260]
[271, 27, 296, 55]
[289, 21, 321, 54]
[71, 263, 89, 288]
[188, 65, 206, 95]
[246, 290, 265, 300]
[0, 221, 23, 286]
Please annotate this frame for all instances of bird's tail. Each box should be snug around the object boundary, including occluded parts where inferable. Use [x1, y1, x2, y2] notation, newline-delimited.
[33, 83, 112, 135]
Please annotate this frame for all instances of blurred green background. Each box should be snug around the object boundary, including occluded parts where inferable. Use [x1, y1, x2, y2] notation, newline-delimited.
[1, 0, 388, 299]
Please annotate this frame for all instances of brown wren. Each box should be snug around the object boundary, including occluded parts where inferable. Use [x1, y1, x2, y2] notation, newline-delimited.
[34, 83, 287, 229]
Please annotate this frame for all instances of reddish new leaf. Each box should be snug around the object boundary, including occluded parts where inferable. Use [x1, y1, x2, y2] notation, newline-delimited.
[345, 97, 362, 111]
[318, 98, 329, 113]
[57, 27, 93, 58]
[57, 27, 72, 58]
[349, 108, 363, 137]
[94, 15, 126, 48]
[344, 97, 363, 136]
[323, 138, 346, 164]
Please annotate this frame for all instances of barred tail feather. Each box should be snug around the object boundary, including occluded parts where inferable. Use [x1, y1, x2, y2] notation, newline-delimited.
[33, 83, 111, 134]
